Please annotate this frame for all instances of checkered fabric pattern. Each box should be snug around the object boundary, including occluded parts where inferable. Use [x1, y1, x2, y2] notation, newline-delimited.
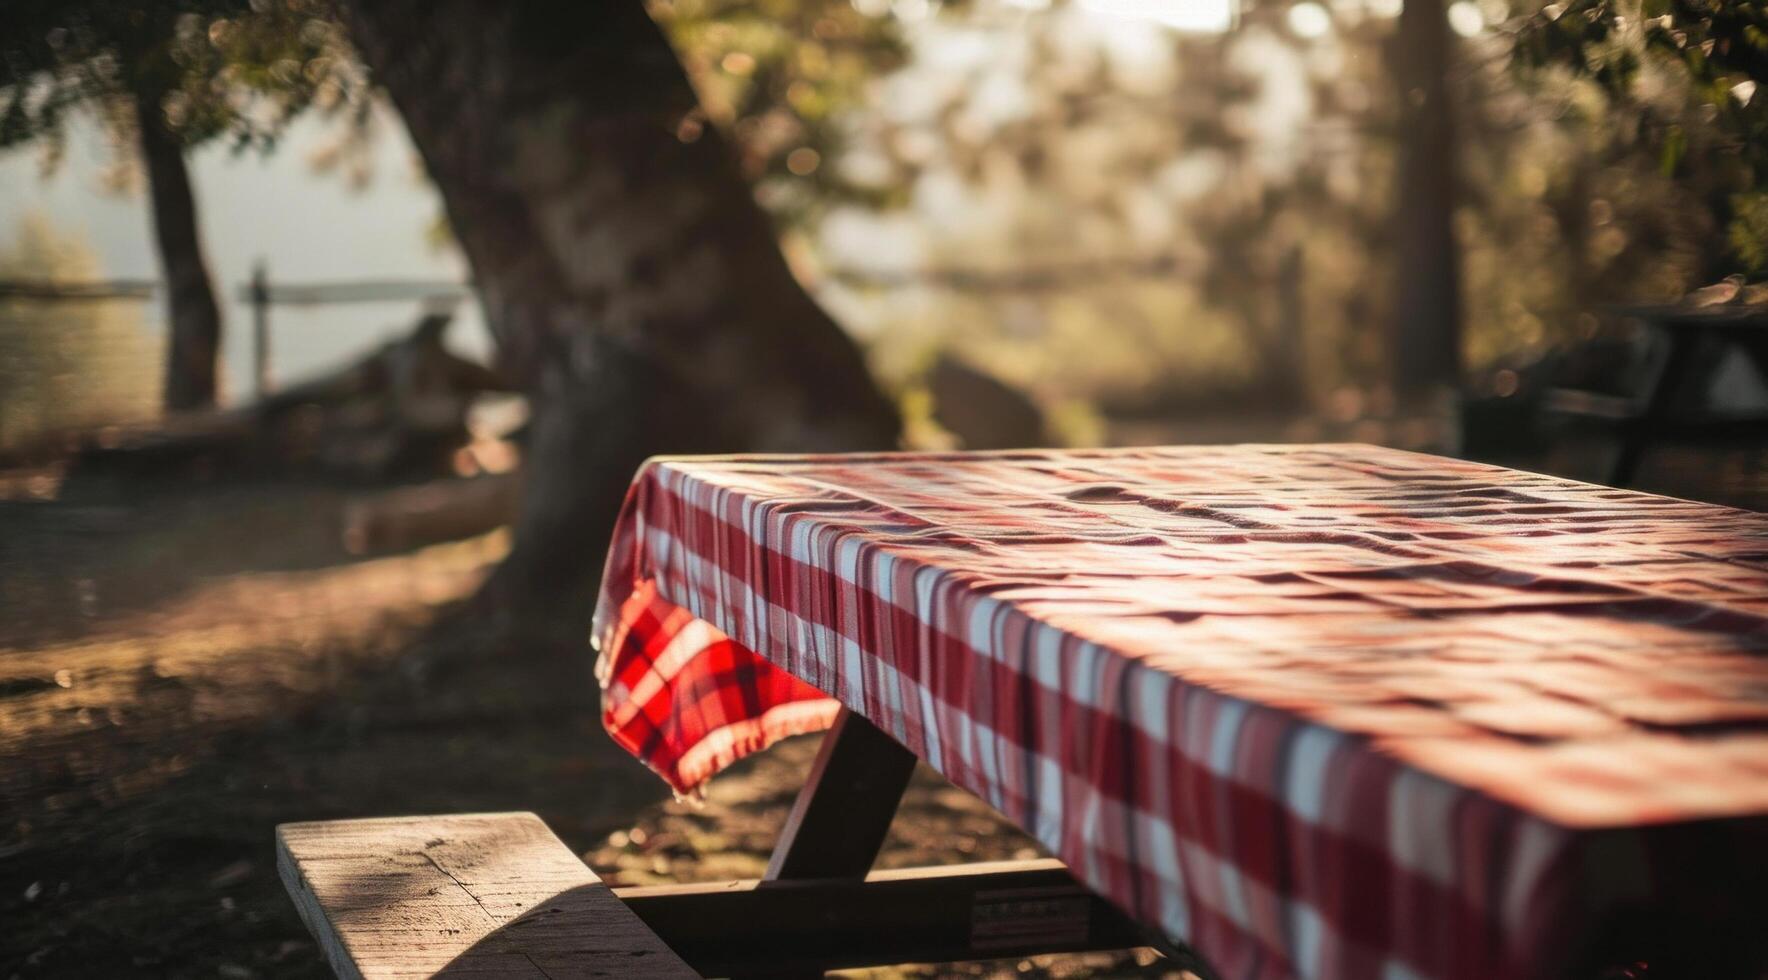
[592, 444, 1768, 979]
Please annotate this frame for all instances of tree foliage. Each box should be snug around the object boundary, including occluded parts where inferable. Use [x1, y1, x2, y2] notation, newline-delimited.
[805, 0, 1761, 419]
[653, 0, 909, 225]
[1513, 0, 1768, 272]
[0, 0, 364, 166]
[1, 0, 900, 233]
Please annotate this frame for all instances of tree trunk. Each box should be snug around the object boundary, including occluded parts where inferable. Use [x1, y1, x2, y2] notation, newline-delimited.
[134, 87, 224, 412]
[342, 2, 900, 612]
[1389, 0, 1462, 401]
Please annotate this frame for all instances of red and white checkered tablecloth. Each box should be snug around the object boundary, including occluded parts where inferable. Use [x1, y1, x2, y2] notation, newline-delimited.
[591, 444, 1768, 979]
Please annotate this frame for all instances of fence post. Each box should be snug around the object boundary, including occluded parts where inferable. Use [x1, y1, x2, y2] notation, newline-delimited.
[251, 259, 271, 397]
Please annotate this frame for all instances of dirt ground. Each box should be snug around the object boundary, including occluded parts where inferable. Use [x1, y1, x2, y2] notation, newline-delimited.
[0, 464, 1174, 980]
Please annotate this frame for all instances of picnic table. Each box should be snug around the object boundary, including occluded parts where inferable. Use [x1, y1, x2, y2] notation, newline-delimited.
[1548, 304, 1768, 486]
[591, 443, 1768, 979]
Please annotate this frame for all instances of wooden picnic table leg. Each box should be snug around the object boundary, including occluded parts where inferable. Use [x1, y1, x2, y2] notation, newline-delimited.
[766, 707, 919, 880]
[1734, 333, 1768, 496]
[1611, 326, 1699, 487]
[684, 706, 1217, 979]
[731, 704, 919, 969]
[727, 708, 917, 979]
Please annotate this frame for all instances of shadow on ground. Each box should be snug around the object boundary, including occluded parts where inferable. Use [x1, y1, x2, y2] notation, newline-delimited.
[0, 476, 670, 979]
[0, 475, 1174, 980]
[2, 603, 677, 978]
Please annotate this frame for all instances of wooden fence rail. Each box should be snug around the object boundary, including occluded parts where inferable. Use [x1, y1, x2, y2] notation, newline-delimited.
[0, 252, 1186, 397]
[0, 267, 473, 399]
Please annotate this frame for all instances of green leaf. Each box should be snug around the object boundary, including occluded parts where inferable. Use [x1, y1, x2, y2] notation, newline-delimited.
[1660, 124, 1688, 175]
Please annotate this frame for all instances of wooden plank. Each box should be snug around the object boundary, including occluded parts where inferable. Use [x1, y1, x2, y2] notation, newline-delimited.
[233, 279, 472, 306]
[764, 708, 918, 881]
[0, 278, 159, 300]
[276, 812, 696, 979]
[617, 859, 1154, 975]
[1544, 388, 1639, 421]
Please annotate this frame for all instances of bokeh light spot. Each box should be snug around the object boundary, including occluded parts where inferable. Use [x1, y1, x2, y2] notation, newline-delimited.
[786, 147, 822, 176]
[1287, 2, 1332, 38]
[1448, 1, 1485, 36]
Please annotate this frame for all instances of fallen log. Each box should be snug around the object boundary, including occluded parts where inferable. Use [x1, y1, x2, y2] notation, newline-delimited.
[928, 354, 1049, 450]
[68, 310, 514, 483]
[342, 471, 522, 554]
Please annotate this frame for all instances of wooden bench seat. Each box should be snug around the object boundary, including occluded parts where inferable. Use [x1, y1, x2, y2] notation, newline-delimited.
[276, 812, 696, 979]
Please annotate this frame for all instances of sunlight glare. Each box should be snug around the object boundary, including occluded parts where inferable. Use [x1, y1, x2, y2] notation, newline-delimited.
[1079, 0, 1238, 34]
[1447, 1, 1485, 36]
[893, 0, 939, 20]
[1287, 2, 1332, 38]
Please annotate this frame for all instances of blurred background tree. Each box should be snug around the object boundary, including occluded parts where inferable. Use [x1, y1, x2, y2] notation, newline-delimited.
[4, 0, 1759, 430]
[655, 0, 911, 226]
[1513, 0, 1768, 275]
[805, 0, 1761, 444]
[0, 0, 364, 409]
[4, 0, 1764, 600]
[340, 0, 906, 611]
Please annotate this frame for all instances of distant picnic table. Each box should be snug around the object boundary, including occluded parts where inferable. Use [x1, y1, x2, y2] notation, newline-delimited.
[1550, 304, 1768, 486]
[593, 444, 1768, 978]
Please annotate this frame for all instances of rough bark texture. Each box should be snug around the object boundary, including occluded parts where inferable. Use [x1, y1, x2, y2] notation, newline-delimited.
[1390, 0, 1462, 399]
[343, 1, 900, 610]
[135, 88, 224, 412]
